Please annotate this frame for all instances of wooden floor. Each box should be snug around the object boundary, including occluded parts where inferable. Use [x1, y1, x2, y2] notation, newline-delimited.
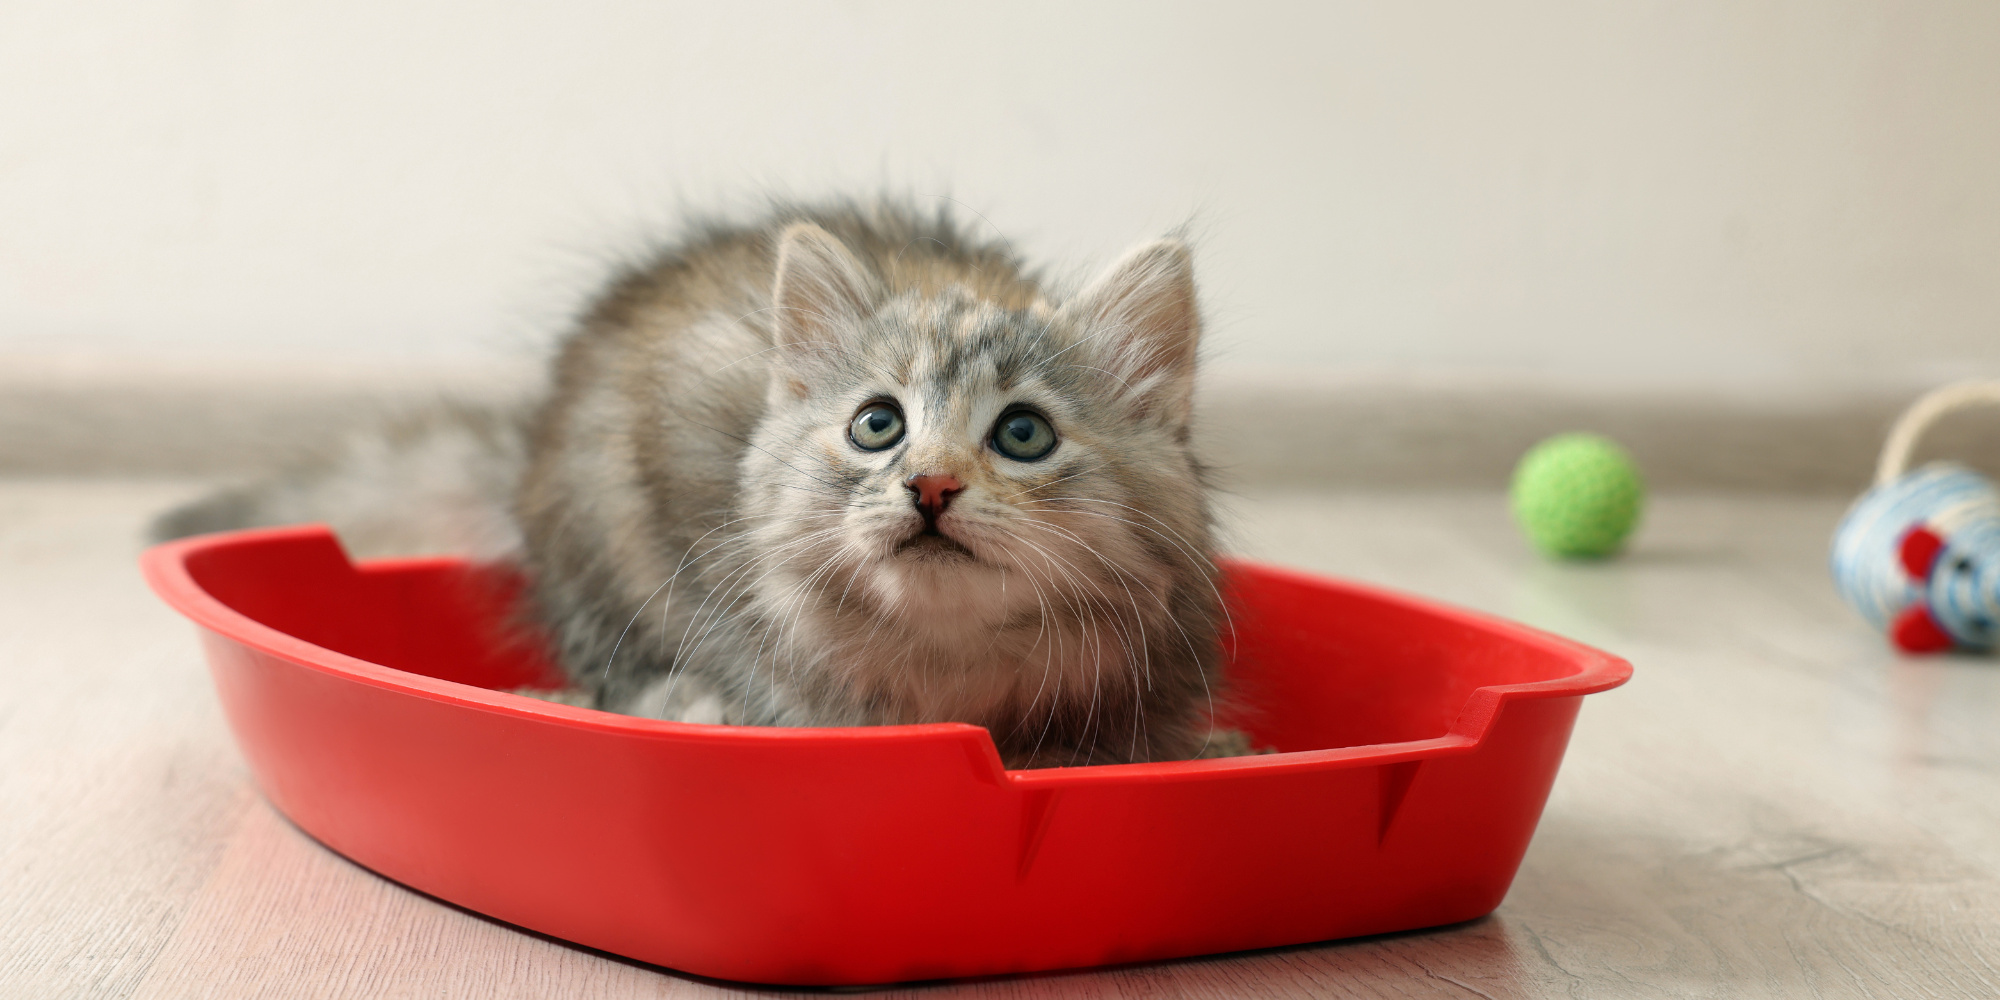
[5, 479, 1998, 998]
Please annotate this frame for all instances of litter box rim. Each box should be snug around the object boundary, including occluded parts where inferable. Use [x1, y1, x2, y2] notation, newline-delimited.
[140, 523, 1631, 781]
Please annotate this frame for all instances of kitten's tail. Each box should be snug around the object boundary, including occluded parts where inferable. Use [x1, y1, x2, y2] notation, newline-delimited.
[148, 401, 530, 562]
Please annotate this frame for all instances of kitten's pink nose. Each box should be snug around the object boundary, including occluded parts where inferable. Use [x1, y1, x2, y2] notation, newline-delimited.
[905, 473, 963, 521]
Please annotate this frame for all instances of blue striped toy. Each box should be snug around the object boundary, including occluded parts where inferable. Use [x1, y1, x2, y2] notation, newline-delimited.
[1831, 382, 2000, 653]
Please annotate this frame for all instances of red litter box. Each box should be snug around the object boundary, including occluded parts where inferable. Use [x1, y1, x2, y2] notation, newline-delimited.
[141, 525, 1629, 986]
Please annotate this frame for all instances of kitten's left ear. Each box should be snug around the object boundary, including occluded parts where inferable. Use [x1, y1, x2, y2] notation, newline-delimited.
[1057, 239, 1201, 426]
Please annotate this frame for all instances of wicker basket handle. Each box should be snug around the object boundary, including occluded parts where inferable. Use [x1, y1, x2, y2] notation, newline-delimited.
[1876, 380, 2000, 486]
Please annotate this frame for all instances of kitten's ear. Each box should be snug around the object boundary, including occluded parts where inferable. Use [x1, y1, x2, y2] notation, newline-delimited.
[1057, 239, 1201, 426]
[771, 223, 876, 355]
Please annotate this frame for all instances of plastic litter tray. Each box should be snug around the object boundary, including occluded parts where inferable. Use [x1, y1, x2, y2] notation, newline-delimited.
[141, 525, 1630, 986]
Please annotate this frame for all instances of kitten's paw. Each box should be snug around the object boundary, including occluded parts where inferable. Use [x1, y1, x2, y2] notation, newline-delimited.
[507, 686, 596, 708]
[1196, 728, 1275, 759]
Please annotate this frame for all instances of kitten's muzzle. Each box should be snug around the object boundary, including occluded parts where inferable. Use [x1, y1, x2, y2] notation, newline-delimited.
[905, 473, 963, 530]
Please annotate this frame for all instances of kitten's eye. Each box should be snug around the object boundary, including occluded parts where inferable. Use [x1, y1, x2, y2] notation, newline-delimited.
[992, 411, 1057, 461]
[849, 403, 905, 451]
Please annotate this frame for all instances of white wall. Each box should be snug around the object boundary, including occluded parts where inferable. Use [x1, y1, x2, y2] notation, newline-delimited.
[3, 1, 1997, 392]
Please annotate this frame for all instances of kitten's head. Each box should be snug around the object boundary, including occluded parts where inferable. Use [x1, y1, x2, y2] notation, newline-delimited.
[740, 223, 1215, 647]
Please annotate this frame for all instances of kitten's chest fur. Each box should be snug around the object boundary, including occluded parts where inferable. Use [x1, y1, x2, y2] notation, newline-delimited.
[631, 559, 1174, 768]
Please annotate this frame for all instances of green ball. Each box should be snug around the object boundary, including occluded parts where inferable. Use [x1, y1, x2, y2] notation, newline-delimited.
[1510, 433, 1644, 559]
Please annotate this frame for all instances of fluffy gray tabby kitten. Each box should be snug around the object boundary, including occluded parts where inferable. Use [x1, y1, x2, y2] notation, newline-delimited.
[164, 203, 1226, 768]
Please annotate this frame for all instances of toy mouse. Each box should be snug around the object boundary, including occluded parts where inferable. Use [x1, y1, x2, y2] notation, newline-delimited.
[1831, 381, 2000, 654]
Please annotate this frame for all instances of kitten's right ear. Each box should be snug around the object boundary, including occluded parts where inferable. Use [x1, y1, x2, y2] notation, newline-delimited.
[1055, 239, 1202, 427]
[771, 223, 876, 359]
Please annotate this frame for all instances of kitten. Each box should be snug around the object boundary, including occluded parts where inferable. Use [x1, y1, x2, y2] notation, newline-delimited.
[159, 202, 1227, 768]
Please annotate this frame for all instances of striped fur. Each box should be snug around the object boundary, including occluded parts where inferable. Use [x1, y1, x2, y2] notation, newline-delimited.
[522, 202, 1224, 766]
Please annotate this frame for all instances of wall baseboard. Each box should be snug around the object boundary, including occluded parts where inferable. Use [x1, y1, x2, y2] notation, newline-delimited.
[1194, 377, 1996, 493]
[3, 358, 1992, 493]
